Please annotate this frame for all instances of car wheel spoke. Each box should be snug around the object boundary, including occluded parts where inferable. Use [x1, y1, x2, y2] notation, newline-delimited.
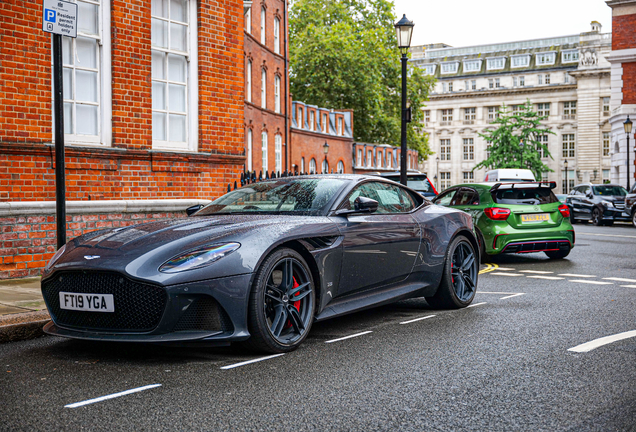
[270, 305, 287, 337]
[281, 259, 294, 291]
[461, 253, 475, 273]
[265, 290, 284, 305]
[455, 276, 465, 299]
[462, 273, 475, 293]
[288, 281, 311, 299]
[287, 305, 304, 333]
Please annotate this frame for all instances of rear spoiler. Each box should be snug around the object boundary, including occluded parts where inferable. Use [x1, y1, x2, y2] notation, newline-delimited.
[490, 181, 557, 193]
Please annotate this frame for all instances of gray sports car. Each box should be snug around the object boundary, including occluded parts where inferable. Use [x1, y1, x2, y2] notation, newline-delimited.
[42, 175, 479, 353]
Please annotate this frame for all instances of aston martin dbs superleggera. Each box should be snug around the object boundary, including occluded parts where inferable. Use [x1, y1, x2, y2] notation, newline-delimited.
[42, 175, 479, 353]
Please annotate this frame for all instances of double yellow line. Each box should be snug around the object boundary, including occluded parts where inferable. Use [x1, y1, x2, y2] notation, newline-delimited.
[479, 263, 499, 275]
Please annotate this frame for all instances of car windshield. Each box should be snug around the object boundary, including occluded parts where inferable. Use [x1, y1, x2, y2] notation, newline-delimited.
[383, 175, 433, 192]
[592, 185, 627, 196]
[195, 178, 347, 216]
[493, 187, 558, 205]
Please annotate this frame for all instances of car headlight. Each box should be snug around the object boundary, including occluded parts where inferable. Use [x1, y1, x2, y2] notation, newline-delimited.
[44, 244, 66, 272]
[159, 243, 240, 273]
[601, 200, 613, 208]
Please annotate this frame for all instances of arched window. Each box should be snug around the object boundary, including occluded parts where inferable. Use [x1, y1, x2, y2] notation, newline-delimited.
[274, 76, 280, 113]
[322, 159, 329, 173]
[275, 134, 282, 174]
[244, 6, 251, 33]
[260, 7, 266, 44]
[337, 160, 344, 174]
[262, 131, 268, 172]
[309, 158, 316, 174]
[261, 69, 266, 109]
[300, 157, 305, 173]
[246, 60, 252, 103]
[274, 17, 280, 54]
[247, 129, 253, 171]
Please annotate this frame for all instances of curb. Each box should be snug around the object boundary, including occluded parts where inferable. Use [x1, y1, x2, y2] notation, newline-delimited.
[0, 311, 50, 343]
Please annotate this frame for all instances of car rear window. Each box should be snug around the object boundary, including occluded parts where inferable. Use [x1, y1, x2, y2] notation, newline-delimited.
[493, 188, 558, 205]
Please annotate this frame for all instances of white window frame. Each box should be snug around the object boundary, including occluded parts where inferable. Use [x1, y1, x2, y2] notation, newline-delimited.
[337, 160, 344, 174]
[463, 138, 474, 160]
[246, 60, 252, 103]
[367, 150, 373, 167]
[151, 0, 198, 152]
[309, 158, 316, 174]
[338, 117, 343, 135]
[322, 113, 328, 133]
[440, 139, 451, 161]
[536, 52, 556, 66]
[440, 62, 458, 74]
[247, 128, 253, 171]
[274, 75, 280, 113]
[537, 103, 550, 117]
[275, 134, 282, 174]
[262, 131, 268, 172]
[545, 73, 551, 84]
[562, 50, 579, 63]
[261, 69, 266, 109]
[322, 158, 329, 173]
[486, 57, 505, 70]
[309, 111, 315, 131]
[274, 17, 280, 54]
[54, 0, 112, 147]
[562, 134, 575, 158]
[519, 76, 525, 86]
[471, 80, 476, 90]
[463, 172, 474, 183]
[357, 149, 362, 167]
[463, 60, 481, 72]
[260, 7, 266, 45]
[244, 6, 251, 34]
[300, 157, 305, 173]
[511, 55, 530, 68]
[423, 64, 436, 75]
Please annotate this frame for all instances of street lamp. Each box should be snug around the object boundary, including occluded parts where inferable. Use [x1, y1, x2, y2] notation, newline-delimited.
[624, 115, 633, 190]
[564, 159, 569, 194]
[323, 141, 329, 174]
[395, 14, 414, 186]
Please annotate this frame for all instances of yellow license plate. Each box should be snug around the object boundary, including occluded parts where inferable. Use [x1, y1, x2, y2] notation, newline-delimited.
[521, 213, 550, 222]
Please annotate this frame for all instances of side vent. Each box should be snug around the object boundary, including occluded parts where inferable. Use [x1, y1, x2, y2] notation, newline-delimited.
[303, 236, 338, 250]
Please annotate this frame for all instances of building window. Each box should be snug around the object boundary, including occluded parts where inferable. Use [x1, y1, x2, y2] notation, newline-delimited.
[338, 117, 344, 135]
[486, 144, 492, 158]
[441, 109, 453, 124]
[441, 62, 458, 74]
[246, 60, 252, 103]
[322, 159, 329, 173]
[487, 57, 505, 70]
[512, 105, 522, 114]
[357, 149, 362, 166]
[274, 76, 281, 113]
[463, 172, 474, 183]
[448, 82, 453, 92]
[377, 152, 383, 168]
[260, 7, 266, 44]
[367, 150, 373, 167]
[309, 158, 316, 174]
[440, 139, 451, 161]
[513, 76, 517, 87]
[488, 79, 494, 89]
[488, 107, 499, 121]
[442, 82, 446, 93]
[275, 134, 282, 174]
[261, 69, 266, 109]
[424, 110, 430, 126]
[464, 108, 475, 123]
[244, 6, 251, 33]
[300, 157, 305, 173]
[519, 76, 525, 86]
[274, 17, 280, 54]
[247, 129, 253, 171]
[60, 0, 110, 145]
[262, 131, 268, 172]
[562, 134, 575, 158]
[603, 169, 610, 182]
[563, 101, 576, 118]
[440, 172, 451, 190]
[463, 60, 481, 72]
[602, 97, 610, 115]
[564, 73, 570, 84]
[538, 134, 549, 158]
[536, 52, 556, 65]
[537, 103, 550, 117]
[309, 111, 315, 131]
[603, 132, 610, 156]
[152, 0, 196, 151]
[423, 64, 436, 75]
[538, 74, 543, 85]
[471, 80, 476, 90]
[562, 50, 579, 63]
[337, 160, 344, 174]
[463, 138, 474, 160]
[545, 73, 551, 84]
[511, 55, 530, 68]
[387, 152, 392, 168]
[322, 113, 328, 133]
[495, 78, 500, 88]
[464, 81, 469, 91]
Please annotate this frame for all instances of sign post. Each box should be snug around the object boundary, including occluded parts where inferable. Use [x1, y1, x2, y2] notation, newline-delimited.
[42, 0, 77, 249]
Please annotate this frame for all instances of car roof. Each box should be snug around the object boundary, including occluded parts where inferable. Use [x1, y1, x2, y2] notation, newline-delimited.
[375, 171, 426, 177]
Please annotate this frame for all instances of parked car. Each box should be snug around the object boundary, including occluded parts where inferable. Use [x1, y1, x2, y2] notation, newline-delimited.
[565, 183, 630, 226]
[484, 169, 536, 182]
[432, 181, 574, 262]
[625, 183, 636, 228]
[373, 171, 438, 198]
[41, 175, 478, 353]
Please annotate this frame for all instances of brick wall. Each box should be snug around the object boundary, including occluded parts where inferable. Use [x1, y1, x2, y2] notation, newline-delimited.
[612, 13, 636, 51]
[622, 62, 636, 104]
[290, 130, 353, 174]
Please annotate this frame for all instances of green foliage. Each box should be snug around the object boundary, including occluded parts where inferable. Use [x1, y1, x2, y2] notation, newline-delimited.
[473, 100, 554, 179]
[288, 0, 435, 158]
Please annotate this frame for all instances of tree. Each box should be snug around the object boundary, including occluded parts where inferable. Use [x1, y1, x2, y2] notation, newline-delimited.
[473, 100, 554, 180]
[288, 0, 435, 158]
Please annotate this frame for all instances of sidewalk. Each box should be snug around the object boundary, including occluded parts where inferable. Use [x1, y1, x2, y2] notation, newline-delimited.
[0, 277, 51, 343]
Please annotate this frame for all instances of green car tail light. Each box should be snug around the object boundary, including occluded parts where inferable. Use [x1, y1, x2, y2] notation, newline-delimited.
[485, 207, 511, 221]
[558, 204, 570, 218]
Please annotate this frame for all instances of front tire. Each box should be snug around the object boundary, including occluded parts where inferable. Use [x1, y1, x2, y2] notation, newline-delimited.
[426, 236, 478, 309]
[592, 208, 603, 226]
[243, 248, 315, 353]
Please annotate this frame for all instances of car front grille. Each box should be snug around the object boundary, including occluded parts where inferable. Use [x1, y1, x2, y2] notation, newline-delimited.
[614, 201, 625, 210]
[42, 271, 167, 332]
[172, 296, 234, 333]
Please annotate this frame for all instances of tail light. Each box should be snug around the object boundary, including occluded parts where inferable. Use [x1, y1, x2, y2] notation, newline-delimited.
[484, 207, 511, 220]
[558, 204, 570, 218]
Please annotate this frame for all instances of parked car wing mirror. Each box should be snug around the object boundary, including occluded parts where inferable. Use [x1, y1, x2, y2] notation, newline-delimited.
[334, 196, 379, 216]
[186, 204, 204, 216]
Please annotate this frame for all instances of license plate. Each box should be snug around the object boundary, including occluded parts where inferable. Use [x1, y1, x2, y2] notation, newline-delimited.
[59, 292, 115, 312]
[520, 213, 550, 223]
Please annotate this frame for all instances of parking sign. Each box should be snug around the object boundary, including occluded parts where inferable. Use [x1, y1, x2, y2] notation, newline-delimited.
[42, 0, 77, 38]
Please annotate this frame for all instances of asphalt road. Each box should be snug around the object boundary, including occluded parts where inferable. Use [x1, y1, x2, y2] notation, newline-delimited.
[1, 223, 635, 431]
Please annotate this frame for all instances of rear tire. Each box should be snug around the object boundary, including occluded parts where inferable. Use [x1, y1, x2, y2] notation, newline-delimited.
[426, 236, 478, 309]
[477, 231, 492, 264]
[545, 246, 571, 260]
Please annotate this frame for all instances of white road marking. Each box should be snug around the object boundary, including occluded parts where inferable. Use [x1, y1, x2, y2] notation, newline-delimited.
[576, 232, 636, 239]
[220, 354, 285, 370]
[568, 330, 636, 353]
[604, 277, 636, 283]
[64, 384, 162, 408]
[621, 285, 636, 289]
[478, 291, 518, 295]
[490, 272, 523, 276]
[520, 270, 554, 274]
[467, 302, 487, 308]
[499, 293, 525, 300]
[527, 275, 565, 280]
[325, 331, 373, 344]
[558, 273, 596, 278]
[568, 280, 614, 285]
[400, 315, 436, 325]
[493, 267, 516, 271]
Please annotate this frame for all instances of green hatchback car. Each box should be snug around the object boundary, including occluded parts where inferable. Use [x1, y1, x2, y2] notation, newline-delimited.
[432, 182, 574, 262]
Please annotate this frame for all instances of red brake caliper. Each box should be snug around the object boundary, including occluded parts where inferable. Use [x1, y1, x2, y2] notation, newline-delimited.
[285, 277, 302, 328]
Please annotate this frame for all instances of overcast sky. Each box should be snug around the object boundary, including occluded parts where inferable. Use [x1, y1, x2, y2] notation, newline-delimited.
[392, 0, 613, 48]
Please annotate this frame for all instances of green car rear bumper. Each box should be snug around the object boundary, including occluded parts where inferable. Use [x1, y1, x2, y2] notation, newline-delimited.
[483, 222, 575, 255]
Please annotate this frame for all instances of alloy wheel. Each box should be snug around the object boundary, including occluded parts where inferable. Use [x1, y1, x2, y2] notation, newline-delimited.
[450, 241, 477, 302]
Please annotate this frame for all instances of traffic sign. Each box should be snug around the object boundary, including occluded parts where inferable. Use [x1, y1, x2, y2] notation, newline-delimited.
[42, 0, 77, 38]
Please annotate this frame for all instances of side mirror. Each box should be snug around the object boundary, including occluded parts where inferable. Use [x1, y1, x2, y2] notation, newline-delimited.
[354, 196, 378, 213]
[587, 193, 593, 199]
[186, 204, 204, 216]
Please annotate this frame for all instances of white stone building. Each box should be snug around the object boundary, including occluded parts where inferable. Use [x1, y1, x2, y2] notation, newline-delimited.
[412, 23, 612, 193]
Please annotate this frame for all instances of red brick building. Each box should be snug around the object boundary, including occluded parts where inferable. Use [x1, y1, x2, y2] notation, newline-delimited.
[607, 0, 636, 186]
[0, 0, 245, 278]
